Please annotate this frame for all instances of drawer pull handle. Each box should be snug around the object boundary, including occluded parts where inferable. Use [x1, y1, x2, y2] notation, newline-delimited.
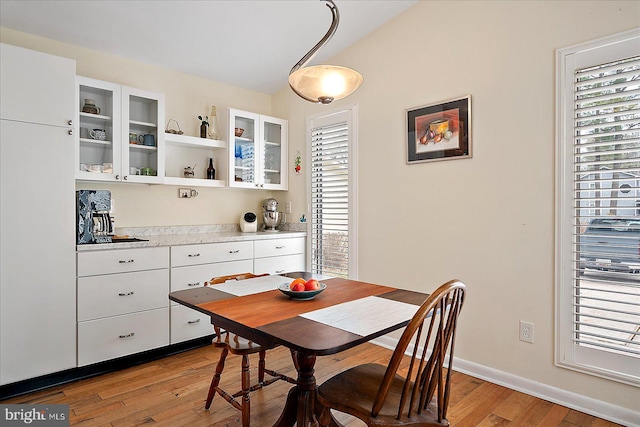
[229, 250, 240, 254]
[276, 269, 285, 274]
[188, 319, 201, 324]
[188, 253, 200, 258]
[119, 332, 135, 339]
[119, 259, 135, 264]
[187, 282, 200, 287]
[276, 246, 285, 249]
[118, 291, 135, 296]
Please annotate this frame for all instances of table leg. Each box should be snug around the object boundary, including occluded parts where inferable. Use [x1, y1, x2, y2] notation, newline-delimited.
[273, 352, 344, 427]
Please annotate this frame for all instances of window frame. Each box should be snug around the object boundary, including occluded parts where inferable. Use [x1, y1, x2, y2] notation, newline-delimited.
[555, 28, 640, 386]
[306, 104, 359, 279]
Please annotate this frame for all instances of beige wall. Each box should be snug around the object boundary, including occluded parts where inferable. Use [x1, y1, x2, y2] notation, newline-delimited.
[1, 26, 280, 227]
[272, 0, 640, 414]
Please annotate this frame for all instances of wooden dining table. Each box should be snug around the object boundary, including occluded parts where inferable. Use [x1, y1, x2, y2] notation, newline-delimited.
[168, 272, 428, 427]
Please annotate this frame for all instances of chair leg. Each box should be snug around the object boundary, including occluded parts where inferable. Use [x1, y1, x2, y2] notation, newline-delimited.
[205, 347, 229, 410]
[241, 354, 251, 427]
[258, 349, 266, 384]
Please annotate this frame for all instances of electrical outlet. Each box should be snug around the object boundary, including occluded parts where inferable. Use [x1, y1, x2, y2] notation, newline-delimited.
[519, 321, 534, 343]
[178, 188, 191, 198]
[285, 201, 292, 214]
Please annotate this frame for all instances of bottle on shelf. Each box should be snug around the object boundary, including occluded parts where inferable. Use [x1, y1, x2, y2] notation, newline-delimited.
[208, 106, 219, 140]
[207, 158, 216, 180]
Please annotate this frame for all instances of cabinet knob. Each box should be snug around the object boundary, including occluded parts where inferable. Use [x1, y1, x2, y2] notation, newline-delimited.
[187, 253, 200, 258]
[276, 270, 285, 274]
[118, 291, 135, 296]
[123, 175, 127, 180]
[275, 245, 285, 249]
[118, 332, 135, 339]
[229, 250, 240, 254]
[68, 129, 73, 135]
[187, 319, 201, 324]
[187, 282, 200, 287]
[68, 120, 73, 126]
[118, 259, 135, 264]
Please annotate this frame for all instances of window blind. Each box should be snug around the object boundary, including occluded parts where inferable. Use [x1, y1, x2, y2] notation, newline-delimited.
[310, 121, 349, 278]
[573, 55, 640, 359]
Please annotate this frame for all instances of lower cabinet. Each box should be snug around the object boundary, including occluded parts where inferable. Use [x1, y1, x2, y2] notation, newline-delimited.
[77, 247, 170, 366]
[169, 244, 254, 344]
[254, 237, 306, 274]
[76, 236, 305, 366]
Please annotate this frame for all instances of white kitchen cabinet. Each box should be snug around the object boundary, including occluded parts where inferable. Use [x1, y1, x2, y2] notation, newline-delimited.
[75, 77, 164, 184]
[228, 108, 288, 190]
[0, 44, 77, 385]
[77, 247, 170, 366]
[253, 237, 306, 275]
[122, 86, 165, 184]
[169, 243, 253, 344]
[75, 77, 122, 181]
[164, 133, 226, 188]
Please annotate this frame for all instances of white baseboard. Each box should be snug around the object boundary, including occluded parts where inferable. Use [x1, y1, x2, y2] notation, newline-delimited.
[370, 336, 639, 427]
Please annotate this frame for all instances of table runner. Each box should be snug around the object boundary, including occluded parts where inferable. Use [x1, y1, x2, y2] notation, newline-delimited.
[212, 274, 286, 296]
[299, 295, 420, 336]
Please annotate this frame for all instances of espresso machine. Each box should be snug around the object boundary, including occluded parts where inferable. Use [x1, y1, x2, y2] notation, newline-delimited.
[262, 198, 283, 232]
[76, 190, 114, 244]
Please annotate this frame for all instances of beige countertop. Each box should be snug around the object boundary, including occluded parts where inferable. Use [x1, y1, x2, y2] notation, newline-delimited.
[76, 224, 306, 252]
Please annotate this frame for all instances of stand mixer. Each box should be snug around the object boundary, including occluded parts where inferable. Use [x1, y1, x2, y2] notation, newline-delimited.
[262, 198, 283, 231]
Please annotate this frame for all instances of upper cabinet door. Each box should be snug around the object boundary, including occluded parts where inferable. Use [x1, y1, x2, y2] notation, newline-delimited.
[121, 86, 165, 184]
[261, 114, 288, 190]
[0, 43, 75, 127]
[76, 77, 122, 181]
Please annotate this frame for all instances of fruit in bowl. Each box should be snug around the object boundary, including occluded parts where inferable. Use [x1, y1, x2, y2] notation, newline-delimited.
[279, 278, 326, 300]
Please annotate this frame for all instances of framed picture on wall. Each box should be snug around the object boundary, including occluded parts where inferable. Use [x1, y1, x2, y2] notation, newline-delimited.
[406, 95, 471, 164]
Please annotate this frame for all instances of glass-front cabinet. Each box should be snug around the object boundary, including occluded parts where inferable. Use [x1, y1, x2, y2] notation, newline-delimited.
[122, 87, 164, 184]
[76, 77, 121, 181]
[228, 108, 288, 190]
[75, 77, 164, 184]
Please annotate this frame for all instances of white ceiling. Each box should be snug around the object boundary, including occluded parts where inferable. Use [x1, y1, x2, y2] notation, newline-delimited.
[0, 0, 417, 94]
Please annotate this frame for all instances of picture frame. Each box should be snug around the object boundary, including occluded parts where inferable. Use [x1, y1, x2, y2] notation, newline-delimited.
[406, 95, 471, 164]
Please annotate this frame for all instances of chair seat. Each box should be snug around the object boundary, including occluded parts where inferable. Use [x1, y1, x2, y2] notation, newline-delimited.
[212, 331, 266, 354]
[317, 363, 448, 426]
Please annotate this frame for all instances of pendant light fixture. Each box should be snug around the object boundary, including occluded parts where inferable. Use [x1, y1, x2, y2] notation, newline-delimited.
[289, 0, 363, 104]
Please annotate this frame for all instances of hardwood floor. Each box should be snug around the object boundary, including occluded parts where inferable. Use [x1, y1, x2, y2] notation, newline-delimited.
[1, 343, 621, 426]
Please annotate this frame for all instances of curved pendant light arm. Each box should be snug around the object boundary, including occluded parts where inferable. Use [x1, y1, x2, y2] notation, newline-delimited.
[289, 0, 339, 75]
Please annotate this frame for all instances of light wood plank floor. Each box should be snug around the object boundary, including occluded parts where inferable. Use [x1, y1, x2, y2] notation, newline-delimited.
[1, 343, 621, 426]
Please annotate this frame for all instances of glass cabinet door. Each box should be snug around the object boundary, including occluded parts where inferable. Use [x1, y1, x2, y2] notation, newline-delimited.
[261, 115, 288, 190]
[76, 77, 121, 181]
[121, 87, 165, 184]
[229, 109, 259, 188]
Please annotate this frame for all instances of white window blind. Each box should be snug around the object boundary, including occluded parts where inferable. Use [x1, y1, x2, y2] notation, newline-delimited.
[556, 29, 640, 386]
[310, 121, 350, 278]
[573, 56, 640, 359]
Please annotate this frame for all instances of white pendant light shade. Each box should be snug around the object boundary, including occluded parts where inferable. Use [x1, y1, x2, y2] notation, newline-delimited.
[289, 64, 363, 104]
[289, 0, 363, 104]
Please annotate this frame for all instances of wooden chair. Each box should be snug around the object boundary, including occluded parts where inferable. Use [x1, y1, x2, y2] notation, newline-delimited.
[317, 279, 466, 427]
[204, 273, 297, 426]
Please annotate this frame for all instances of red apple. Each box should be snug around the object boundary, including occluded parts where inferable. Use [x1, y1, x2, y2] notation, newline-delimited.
[304, 279, 320, 291]
[291, 283, 306, 292]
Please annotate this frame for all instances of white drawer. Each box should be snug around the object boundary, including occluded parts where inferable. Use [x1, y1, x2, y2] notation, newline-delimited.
[77, 247, 169, 277]
[170, 305, 213, 344]
[78, 307, 169, 366]
[78, 269, 169, 321]
[170, 259, 253, 295]
[254, 237, 305, 258]
[254, 253, 306, 275]
[171, 241, 253, 267]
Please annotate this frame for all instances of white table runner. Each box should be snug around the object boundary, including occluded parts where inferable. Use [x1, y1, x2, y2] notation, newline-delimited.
[300, 296, 420, 336]
[212, 274, 286, 296]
